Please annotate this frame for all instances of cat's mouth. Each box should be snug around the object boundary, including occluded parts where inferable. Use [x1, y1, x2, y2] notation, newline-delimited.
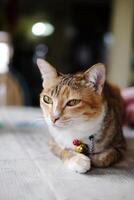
[44, 116, 67, 127]
[45, 115, 72, 128]
[51, 120, 71, 128]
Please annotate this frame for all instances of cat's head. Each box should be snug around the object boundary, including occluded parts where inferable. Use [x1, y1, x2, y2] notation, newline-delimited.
[37, 59, 106, 128]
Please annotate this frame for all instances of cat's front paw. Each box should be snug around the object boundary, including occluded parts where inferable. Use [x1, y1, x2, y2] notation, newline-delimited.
[66, 153, 91, 174]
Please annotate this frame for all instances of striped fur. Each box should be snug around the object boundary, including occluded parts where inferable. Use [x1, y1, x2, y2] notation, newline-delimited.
[37, 59, 126, 173]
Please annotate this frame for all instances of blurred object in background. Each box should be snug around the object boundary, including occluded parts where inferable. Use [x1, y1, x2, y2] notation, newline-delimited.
[122, 87, 134, 127]
[0, 31, 23, 106]
[33, 43, 48, 62]
[0, 32, 11, 74]
[32, 22, 54, 37]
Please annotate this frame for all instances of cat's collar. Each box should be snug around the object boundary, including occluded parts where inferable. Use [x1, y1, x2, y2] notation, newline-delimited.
[72, 135, 94, 155]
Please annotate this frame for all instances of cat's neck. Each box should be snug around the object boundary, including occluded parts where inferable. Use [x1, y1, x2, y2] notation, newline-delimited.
[48, 104, 106, 149]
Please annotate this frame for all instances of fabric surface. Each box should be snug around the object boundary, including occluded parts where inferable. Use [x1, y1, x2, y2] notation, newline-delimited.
[0, 106, 134, 200]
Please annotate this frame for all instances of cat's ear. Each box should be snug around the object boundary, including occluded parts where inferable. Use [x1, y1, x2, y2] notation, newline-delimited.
[84, 63, 105, 95]
[37, 59, 57, 87]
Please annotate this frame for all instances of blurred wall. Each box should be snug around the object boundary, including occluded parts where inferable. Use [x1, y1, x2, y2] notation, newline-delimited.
[108, 0, 134, 89]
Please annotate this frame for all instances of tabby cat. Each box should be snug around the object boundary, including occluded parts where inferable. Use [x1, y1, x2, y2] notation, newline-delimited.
[37, 59, 126, 173]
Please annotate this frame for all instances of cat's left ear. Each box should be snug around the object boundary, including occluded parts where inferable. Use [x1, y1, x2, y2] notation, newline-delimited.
[84, 63, 105, 95]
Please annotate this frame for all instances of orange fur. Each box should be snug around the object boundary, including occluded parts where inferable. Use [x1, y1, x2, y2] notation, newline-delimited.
[37, 59, 126, 173]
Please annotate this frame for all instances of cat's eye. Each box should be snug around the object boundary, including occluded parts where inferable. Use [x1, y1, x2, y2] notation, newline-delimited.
[43, 95, 53, 104]
[66, 99, 81, 107]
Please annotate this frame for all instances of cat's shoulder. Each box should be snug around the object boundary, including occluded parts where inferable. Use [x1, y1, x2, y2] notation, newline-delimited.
[104, 81, 121, 97]
[103, 81, 124, 114]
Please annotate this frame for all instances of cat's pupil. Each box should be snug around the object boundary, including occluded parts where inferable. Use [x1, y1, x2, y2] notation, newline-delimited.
[43, 95, 53, 104]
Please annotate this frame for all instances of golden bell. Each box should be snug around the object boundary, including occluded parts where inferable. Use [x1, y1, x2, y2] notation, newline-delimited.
[75, 143, 89, 155]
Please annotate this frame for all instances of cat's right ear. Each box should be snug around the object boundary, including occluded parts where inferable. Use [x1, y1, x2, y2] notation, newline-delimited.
[84, 63, 105, 95]
[37, 59, 57, 87]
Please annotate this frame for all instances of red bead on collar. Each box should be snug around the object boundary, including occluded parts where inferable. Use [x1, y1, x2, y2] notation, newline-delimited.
[73, 139, 81, 146]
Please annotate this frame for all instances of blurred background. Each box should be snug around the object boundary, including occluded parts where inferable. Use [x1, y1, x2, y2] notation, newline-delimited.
[0, 0, 134, 107]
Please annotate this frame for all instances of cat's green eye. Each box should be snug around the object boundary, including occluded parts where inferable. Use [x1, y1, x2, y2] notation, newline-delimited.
[43, 95, 53, 104]
[66, 99, 81, 107]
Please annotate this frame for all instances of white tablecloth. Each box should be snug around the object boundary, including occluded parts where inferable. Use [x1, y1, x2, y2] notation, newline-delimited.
[0, 106, 134, 200]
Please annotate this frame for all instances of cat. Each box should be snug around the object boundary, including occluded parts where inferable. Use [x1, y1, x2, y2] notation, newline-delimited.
[37, 58, 126, 173]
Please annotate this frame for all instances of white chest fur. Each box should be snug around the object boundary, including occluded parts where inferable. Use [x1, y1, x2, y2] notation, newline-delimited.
[46, 105, 106, 150]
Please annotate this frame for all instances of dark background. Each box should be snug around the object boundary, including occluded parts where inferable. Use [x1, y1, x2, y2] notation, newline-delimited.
[0, 0, 112, 106]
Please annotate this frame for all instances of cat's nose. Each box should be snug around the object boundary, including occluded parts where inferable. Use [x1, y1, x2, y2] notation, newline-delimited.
[51, 116, 60, 124]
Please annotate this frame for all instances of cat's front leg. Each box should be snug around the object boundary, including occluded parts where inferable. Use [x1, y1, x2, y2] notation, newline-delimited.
[48, 138, 91, 173]
[90, 148, 121, 168]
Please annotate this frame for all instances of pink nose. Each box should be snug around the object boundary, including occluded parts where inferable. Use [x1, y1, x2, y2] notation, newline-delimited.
[51, 116, 60, 123]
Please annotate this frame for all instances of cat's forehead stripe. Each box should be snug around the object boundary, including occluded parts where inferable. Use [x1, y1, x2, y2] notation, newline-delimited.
[51, 75, 74, 97]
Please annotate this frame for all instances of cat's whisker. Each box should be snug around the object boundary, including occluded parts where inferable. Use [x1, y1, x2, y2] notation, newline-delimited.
[20, 116, 46, 129]
[34, 118, 44, 122]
